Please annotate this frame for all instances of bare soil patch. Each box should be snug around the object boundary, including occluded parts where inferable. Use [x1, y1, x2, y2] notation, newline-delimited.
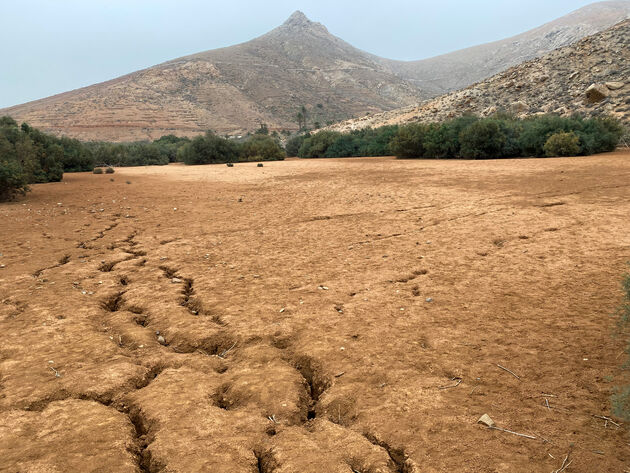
[1, 152, 629, 472]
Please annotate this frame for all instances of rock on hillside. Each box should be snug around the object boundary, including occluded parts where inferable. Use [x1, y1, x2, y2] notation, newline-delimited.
[330, 20, 630, 132]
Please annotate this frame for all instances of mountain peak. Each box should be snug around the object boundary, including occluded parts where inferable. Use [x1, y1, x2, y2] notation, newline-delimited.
[284, 11, 311, 26]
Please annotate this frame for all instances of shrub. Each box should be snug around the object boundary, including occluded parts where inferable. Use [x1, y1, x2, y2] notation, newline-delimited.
[298, 131, 342, 158]
[93, 168, 104, 174]
[0, 159, 29, 201]
[390, 124, 431, 158]
[459, 119, 507, 159]
[177, 132, 240, 165]
[105, 167, 115, 174]
[240, 135, 285, 161]
[285, 134, 309, 157]
[544, 132, 581, 157]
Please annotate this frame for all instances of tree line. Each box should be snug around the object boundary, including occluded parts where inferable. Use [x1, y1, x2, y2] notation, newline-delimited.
[1, 113, 625, 201]
[287, 114, 624, 159]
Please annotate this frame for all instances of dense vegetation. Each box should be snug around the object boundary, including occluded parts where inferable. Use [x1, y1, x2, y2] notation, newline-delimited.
[390, 114, 624, 159]
[1, 117, 71, 200]
[177, 132, 285, 164]
[290, 126, 399, 158]
[292, 115, 624, 160]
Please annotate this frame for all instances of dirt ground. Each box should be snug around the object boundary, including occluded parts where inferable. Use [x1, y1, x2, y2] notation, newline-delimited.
[1, 151, 629, 472]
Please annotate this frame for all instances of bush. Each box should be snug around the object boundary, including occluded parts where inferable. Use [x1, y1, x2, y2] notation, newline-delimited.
[459, 119, 507, 159]
[177, 132, 240, 165]
[0, 159, 29, 201]
[240, 135, 285, 161]
[389, 124, 431, 158]
[0, 117, 66, 195]
[105, 167, 115, 174]
[298, 131, 342, 158]
[544, 132, 581, 157]
[285, 134, 309, 157]
[93, 168, 104, 174]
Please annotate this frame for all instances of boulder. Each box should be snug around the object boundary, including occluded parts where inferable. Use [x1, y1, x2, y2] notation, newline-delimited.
[511, 101, 529, 114]
[585, 83, 609, 103]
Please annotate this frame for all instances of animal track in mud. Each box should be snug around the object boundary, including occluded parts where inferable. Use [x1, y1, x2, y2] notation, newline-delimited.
[254, 448, 278, 473]
[291, 355, 332, 421]
[99, 261, 118, 272]
[395, 269, 428, 284]
[363, 433, 411, 473]
[159, 265, 179, 279]
[101, 292, 125, 312]
[32, 254, 72, 277]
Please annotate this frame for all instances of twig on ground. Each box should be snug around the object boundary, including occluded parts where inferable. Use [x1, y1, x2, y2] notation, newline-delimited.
[439, 377, 463, 389]
[334, 371, 345, 378]
[217, 341, 237, 359]
[50, 366, 61, 378]
[592, 415, 620, 427]
[545, 398, 550, 410]
[488, 426, 536, 439]
[497, 364, 520, 380]
[552, 453, 572, 473]
[267, 415, 277, 423]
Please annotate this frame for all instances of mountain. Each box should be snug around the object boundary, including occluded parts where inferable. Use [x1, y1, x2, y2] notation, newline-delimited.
[328, 20, 630, 132]
[1, 3, 629, 141]
[379, 0, 630, 96]
[0, 12, 423, 142]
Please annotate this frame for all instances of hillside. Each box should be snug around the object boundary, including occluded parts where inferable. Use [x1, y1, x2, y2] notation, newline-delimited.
[1, 3, 629, 141]
[380, 0, 630, 96]
[330, 20, 630, 133]
[0, 12, 423, 142]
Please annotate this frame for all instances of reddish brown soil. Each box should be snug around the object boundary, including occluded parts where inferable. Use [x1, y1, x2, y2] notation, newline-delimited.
[1, 152, 629, 472]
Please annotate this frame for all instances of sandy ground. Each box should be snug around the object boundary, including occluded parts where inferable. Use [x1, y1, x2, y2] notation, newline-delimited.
[1, 152, 629, 472]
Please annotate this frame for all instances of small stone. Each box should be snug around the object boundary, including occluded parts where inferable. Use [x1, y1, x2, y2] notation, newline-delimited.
[155, 331, 160, 335]
[425, 297, 433, 303]
[478, 414, 495, 428]
[157, 335, 166, 345]
[318, 285, 329, 290]
[605, 81, 624, 90]
[0, 264, 5, 269]
[171, 277, 182, 283]
[279, 308, 286, 313]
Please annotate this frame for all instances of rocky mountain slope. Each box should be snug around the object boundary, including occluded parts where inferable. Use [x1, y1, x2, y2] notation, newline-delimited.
[1, 3, 629, 141]
[329, 20, 630, 132]
[379, 0, 630, 96]
[0, 13, 423, 142]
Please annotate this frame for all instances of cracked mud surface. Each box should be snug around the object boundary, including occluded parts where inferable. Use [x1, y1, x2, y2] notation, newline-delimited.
[1, 152, 629, 472]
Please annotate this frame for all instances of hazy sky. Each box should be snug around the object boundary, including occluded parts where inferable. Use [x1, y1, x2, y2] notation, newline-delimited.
[0, 0, 607, 108]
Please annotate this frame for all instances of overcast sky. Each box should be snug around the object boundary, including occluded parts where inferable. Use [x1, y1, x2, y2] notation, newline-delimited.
[0, 0, 607, 108]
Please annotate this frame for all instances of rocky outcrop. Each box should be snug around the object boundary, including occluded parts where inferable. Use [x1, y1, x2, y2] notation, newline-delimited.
[329, 20, 630, 132]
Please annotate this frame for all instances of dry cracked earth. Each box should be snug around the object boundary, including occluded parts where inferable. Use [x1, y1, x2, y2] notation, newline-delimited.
[1, 152, 629, 472]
